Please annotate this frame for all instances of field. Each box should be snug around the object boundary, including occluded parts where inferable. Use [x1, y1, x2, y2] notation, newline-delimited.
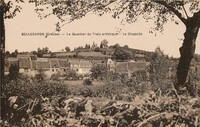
[78, 52, 110, 58]
[54, 52, 76, 57]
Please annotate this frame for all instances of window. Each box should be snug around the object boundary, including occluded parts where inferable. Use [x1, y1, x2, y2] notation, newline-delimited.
[52, 69, 54, 72]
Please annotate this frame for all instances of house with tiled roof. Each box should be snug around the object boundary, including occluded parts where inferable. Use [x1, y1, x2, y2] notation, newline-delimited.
[36, 60, 51, 70]
[57, 59, 70, 73]
[49, 58, 60, 74]
[19, 58, 32, 73]
[34, 58, 70, 77]
[17, 57, 72, 77]
[68, 59, 92, 75]
[48, 58, 70, 74]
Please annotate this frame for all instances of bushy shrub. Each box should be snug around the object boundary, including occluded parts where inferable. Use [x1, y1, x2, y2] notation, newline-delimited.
[93, 81, 133, 100]
[35, 71, 47, 81]
[8, 64, 19, 80]
[4, 75, 70, 98]
[131, 70, 149, 84]
[51, 73, 61, 81]
[90, 64, 108, 80]
[106, 71, 121, 81]
[64, 69, 79, 80]
[83, 78, 93, 86]
[77, 86, 94, 97]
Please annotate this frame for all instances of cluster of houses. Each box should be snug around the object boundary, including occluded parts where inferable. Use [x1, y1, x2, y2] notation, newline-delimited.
[5, 53, 151, 79]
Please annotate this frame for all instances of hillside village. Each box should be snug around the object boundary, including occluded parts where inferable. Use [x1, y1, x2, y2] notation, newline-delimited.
[3, 41, 200, 127]
[4, 41, 200, 81]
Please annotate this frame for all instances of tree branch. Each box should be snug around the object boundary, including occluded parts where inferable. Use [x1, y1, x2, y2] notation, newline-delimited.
[181, 0, 189, 19]
[193, 10, 200, 27]
[182, 4, 189, 18]
[153, 0, 187, 25]
[113, 1, 130, 18]
[137, 112, 179, 127]
[47, 0, 119, 35]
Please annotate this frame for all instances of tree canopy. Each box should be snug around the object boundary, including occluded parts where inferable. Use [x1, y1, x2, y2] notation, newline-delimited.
[65, 46, 70, 52]
[100, 39, 109, 48]
[25, 0, 199, 32]
[90, 64, 108, 80]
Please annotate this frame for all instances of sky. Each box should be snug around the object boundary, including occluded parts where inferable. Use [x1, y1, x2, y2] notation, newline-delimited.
[5, 2, 200, 58]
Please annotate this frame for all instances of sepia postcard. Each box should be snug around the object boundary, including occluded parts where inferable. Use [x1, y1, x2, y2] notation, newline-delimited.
[1, 0, 200, 126]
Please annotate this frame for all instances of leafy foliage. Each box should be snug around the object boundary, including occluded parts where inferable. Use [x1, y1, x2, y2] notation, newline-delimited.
[37, 47, 51, 57]
[64, 69, 79, 80]
[90, 64, 108, 80]
[1, 90, 200, 127]
[8, 64, 19, 80]
[112, 47, 133, 61]
[4, 75, 70, 98]
[83, 78, 93, 86]
[149, 47, 172, 90]
[65, 46, 70, 52]
[100, 39, 109, 48]
[29, 0, 200, 32]
[51, 73, 62, 81]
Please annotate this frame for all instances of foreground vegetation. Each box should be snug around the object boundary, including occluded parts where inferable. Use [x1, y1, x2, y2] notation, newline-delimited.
[1, 72, 200, 127]
[1, 88, 200, 127]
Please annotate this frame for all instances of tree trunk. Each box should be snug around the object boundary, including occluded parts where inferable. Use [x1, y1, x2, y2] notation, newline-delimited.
[176, 23, 199, 89]
[0, 4, 5, 96]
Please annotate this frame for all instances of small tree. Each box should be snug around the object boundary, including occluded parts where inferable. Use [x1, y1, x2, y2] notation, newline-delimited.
[113, 47, 133, 61]
[83, 78, 93, 86]
[94, 47, 100, 52]
[123, 45, 129, 49]
[5, 51, 10, 57]
[149, 47, 171, 90]
[90, 64, 108, 80]
[65, 69, 78, 80]
[35, 69, 46, 82]
[131, 70, 149, 85]
[84, 44, 90, 49]
[65, 46, 70, 52]
[8, 64, 19, 80]
[11, 49, 18, 57]
[37, 48, 43, 57]
[100, 39, 109, 48]
[37, 47, 50, 57]
[113, 43, 121, 49]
